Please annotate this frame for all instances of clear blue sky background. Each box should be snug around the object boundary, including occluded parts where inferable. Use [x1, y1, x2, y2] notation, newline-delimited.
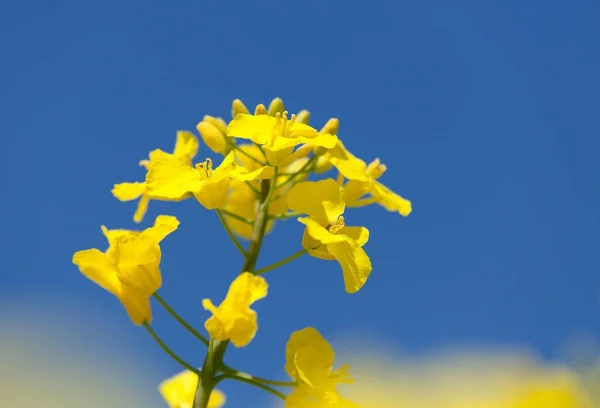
[1, 1, 599, 406]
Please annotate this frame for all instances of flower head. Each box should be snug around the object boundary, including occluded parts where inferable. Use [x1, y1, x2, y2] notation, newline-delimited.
[159, 370, 226, 408]
[226, 111, 337, 167]
[72, 215, 179, 324]
[112, 131, 199, 223]
[288, 179, 372, 294]
[197, 115, 231, 155]
[202, 272, 268, 347]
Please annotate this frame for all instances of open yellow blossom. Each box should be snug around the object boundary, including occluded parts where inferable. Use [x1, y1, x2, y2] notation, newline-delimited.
[72, 215, 179, 325]
[145, 151, 274, 210]
[326, 141, 411, 216]
[285, 327, 355, 408]
[202, 272, 268, 347]
[226, 112, 337, 167]
[112, 131, 199, 223]
[159, 370, 226, 408]
[288, 179, 372, 294]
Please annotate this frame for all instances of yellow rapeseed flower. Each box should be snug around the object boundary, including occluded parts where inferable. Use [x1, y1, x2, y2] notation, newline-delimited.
[226, 111, 337, 167]
[159, 370, 226, 408]
[287, 179, 372, 294]
[112, 131, 199, 223]
[202, 272, 268, 347]
[327, 141, 412, 216]
[285, 327, 356, 408]
[145, 151, 274, 210]
[72, 215, 179, 324]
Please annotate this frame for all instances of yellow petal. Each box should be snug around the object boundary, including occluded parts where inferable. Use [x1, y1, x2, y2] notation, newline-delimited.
[193, 178, 230, 210]
[172, 130, 199, 161]
[232, 98, 250, 117]
[146, 159, 202, 200]
[227, 114, 276, 144]
[288, 180, 345, 226]
[298, 217, 346, 245]
[371, 181, 412, 216]
[230, 165, 275, 181]
[197, 121, 228, 155]
[342, 180, 370, 205]
[328, 142, 369, 182]
[101, 225, 137, 245]
[268, 97, 285, 116]
[72, 249, 120, 296]
[233, 143, 265, 171]
[143, 215, 180, 243]
[285, 327, 335, 387]
[327, 238, 372, 294]
[118, 283, 154, 325]
[159, 370, 226, 408]
[339, 226, 369, 247]
[133, 194, 150, 223]
[147, 149, 173, 165]
[113, 234, 162, 294]
[112, 182, 145, 201]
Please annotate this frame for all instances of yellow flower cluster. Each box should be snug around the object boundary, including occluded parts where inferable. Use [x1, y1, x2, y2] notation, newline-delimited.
[72, 97, 411, 408]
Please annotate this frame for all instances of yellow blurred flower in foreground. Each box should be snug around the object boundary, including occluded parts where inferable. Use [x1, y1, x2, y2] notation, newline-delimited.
[160, 370, 225, 408]
[202, 272, 268, 347]
[72, 215, 179, 324]
[112, 131, 199, 222]
[285, 327, 355, 408]
[334, 347, 594, 408]
[288, 179, 372, 294]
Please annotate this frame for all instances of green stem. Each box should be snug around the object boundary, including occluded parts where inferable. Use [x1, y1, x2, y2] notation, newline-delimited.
[221, 365, 296, 387]
[152, 293, 209, 346]
[274, 156, 315, 190]
[143, 323, 199, 374]
[215, 373, 287, 401]
[220, 209, 254, 225]
[193, 169, 279, 408]
[216, 210, 247, 257]
[244, 181, 261, 196]
[268, 212, 301, 220]
[255, 249, 307, 275]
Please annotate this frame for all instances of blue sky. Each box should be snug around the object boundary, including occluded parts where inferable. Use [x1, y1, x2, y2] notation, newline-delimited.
[1, 0, 599, 406]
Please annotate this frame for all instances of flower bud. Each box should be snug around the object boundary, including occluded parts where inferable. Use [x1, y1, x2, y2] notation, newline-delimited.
[197, 120, 229, 154]
[232, 99, 250, 118]
[254, 103, 268, 115]
[295, 110, 310, 125]
[268, 97, 285, 116]
[320, 118, 339, 135]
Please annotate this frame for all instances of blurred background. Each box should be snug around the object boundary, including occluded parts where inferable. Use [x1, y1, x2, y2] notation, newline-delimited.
[1, 0, 599, 406]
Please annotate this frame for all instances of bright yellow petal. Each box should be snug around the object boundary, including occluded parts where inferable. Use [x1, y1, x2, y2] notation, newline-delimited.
[226, 272, 268, 306]
[146, 159, 202, 200]
[133, 194, 150, 223]
[270, 133, 338, 152]
[298, 217, 345, 245]
[147, 149, 173, 165]
[285, 327, 335, 387]
[227, 114, 276, 144]
[371, 181, 412, 216]
[159, 370, 225, 408]
[234, 143, 265, 171]
[328, 142, 369, 182]
[197, 120, 228, 155]
[113, 234, 162, 294]
[172, 130, 199, 161]
[112, 182, 145, 201]
[288, 180, 345, 226]
[142, 215, 180, 243]
[230, 165, 275, 181]
[72, 249, 120, 296]
[118, 283, 153, 325]
[193, 178, 230, 210]
[327, 238, 372, 294]
[101, 225, 137, 245]
[342, 180, 369, 205]
[339, 226, 369, 247]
